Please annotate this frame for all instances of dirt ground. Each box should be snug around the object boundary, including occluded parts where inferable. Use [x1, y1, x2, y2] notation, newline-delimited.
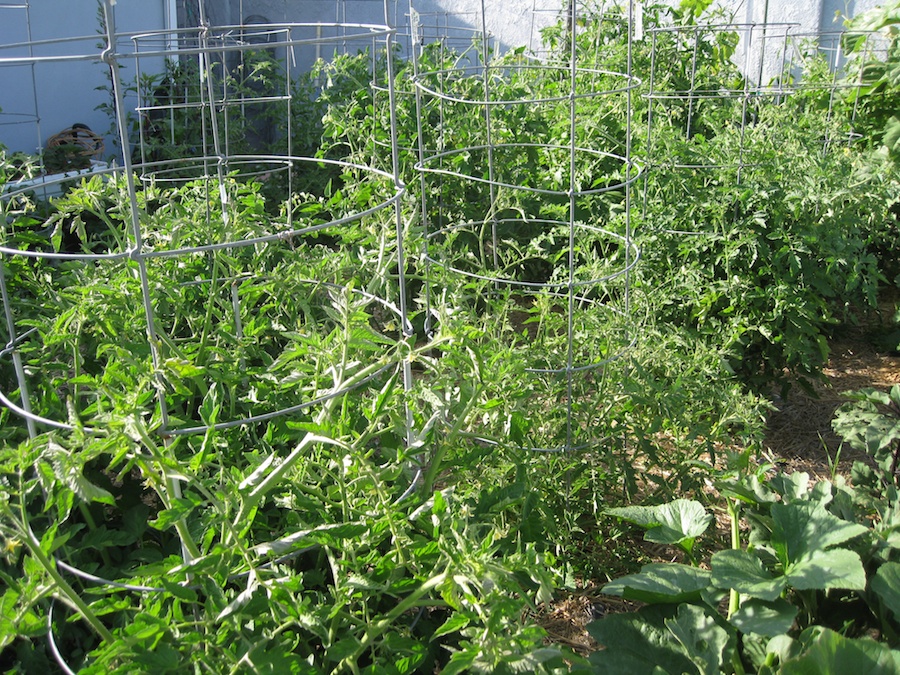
[537, 293, 900, 656]
[766, 327, 899, 479]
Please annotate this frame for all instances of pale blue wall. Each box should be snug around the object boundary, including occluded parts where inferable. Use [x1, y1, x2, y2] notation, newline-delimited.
[0, 1, 167, 155]
[0, 0, 889, 155]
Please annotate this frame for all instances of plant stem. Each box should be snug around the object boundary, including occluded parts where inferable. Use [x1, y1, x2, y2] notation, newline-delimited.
[422, 385, 480, 496]
[233, 357, 394, 528]
[196, 251, 222, 363]
[727, 497, 741, 620]
[890, 441, 900, 486]
[25, 529, 114, 643]
[129, 421, 203, 561]
[727, 497, 747, 675]
[352, 572, 447, 661]
[12, 498, 114, 644]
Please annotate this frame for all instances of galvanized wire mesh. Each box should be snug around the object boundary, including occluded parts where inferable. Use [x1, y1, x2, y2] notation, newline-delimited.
[411, 0, 640, 452]
[0, 0, 410, 439]
[0, 7, 410, 666]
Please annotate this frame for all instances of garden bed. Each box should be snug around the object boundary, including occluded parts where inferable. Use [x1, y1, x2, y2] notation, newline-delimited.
[536, 300, 900, 656]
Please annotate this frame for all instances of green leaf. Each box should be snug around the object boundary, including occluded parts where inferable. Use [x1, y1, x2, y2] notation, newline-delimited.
[216, 582, 260, 622]
[587, 605, 699, 674]
[665, 604, 731, 675]
[148, 497, 198, 531]
[0, 590, 21, 650]
[872, 562, 900, 618]
[716, 474, 776, 506]
[758, 634, 804, 673]
[380, 632, 428, 674]
[768, 472, 811, 503]
[199, 383, 220, 427]
[729, 598, 798, 637]
[771, 501, 868, 565]
[81, 524, 138, 550]
[345, 574, 384, 592]
[45, 440, 115, 506]
[433, 612, 470, 639]
[606, 503, 666, 528]
[163, 357, 205, 379]
[710, 549, 786, 602]
[785, 549, 866, 592]
[884, 116, 900, 155]
[124, 611, 169, 643]
[832, 392, 900, 464]
[780, 627, 900, 675]
[433, 490, 448, 516]
[252, 522, 368, 555]
[441, 650, 478, 675]
[647, 500, 714, 554]
[602, 563, 711, 604]
[160, 578, 199, 603]
[133, 644, 180, 671]
[606, 499, 713, 553]
[679, 0, 715, 21]
[244, 641, 319, 674]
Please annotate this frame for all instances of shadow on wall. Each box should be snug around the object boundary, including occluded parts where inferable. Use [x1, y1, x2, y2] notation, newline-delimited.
[821, 0, 854, 34]
[178, 0, 566, 63]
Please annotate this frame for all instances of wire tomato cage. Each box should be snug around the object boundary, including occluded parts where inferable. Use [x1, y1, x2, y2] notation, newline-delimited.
[410, 0, 641, 453]
[0, 2, 413, 668]
[639, 20, 886, 238]
[0, 6, 412, 435]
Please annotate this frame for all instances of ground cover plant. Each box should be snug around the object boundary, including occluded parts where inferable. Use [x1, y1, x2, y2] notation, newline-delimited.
[1, 1, 900, 672]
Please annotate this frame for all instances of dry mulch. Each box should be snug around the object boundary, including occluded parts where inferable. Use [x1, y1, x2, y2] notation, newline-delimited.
[531, 591, 642, 656]
[766, 317, 899, 478]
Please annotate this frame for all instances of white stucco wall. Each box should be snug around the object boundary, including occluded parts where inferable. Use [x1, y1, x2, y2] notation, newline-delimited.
[0, 1, 167, 154]
[0, 0, 891, 155]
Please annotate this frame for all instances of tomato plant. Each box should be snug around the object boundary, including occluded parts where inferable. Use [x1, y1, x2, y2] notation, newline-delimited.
[2, 0, 900, 671]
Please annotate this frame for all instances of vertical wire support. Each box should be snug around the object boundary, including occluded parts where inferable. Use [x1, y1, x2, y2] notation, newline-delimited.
[823, 33, 843, 157]
[197, 0, 215, 225]
[0, 257, 37, 438]
[846, 35, 868, 149]
[564, 0, 578, 452]
[685, 24, 701, 138]
[617, 0, 637, 494]
[99, 0, 191, 564]
[0, 7, 39, 434]
[381, 4, 411, 342]
[784, 30, 797, 106]
[624, 0, 634, 339]
[641, 28, 658, 218]
[419, 25, 450, 342]
[285, 31, 295, 232]
[0, 1, 44, 153]
[756, 17, 769, 88]
[411, 10, 435, 340]
[196, 0, 231, 224]
[24, 0, 42, 155]
[231, 280, 246, 373]
[776, 28, 789, 105]
[435, 36, 448, 338]
[381, 0, 418, 491]
[478, 0, 500, 275]
[98, 0, 170, 434]
[134, 39, 149, 170]
[736, 25, 755, 186]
